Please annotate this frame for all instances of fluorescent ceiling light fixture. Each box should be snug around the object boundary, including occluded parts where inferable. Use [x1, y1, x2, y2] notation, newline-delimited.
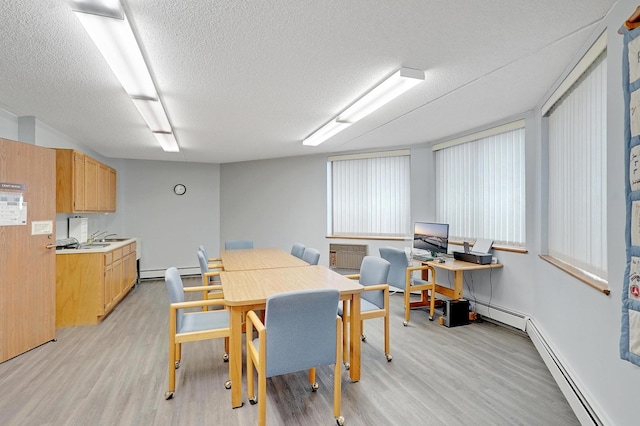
[303, 67, 424, 146]
[153, 132, 180, 152]
[131, 98, 171, 132]
[338, 67, 424, 123]
[71, 4, 157, 98]
[302, 119, 352, 146]
[71, 0, 180, 153]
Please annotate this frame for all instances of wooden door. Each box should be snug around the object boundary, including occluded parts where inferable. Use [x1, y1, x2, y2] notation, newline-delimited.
[0, 137, 56, 363]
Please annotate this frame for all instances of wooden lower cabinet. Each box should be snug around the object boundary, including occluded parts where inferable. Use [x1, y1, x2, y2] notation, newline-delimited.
[56, 242, 137, 327]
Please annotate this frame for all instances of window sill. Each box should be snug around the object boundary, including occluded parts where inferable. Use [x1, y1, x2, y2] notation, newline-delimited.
[449, 240, 528, 254]
[539, 254, 610, 295]
[326, 234, 409, 241]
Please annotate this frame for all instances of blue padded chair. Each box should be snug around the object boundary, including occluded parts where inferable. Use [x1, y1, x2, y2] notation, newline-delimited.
[197, 250, 224, 308]
[224, 239, 254, 250]
[164, 267, 230, 400]
[246, 288, 343, 426]
[199, 244, 222, 263]
[302, 247, 320, 265]
[380, 247, 436, 325]
[290, 242, 306, 259]
[339, 256, 392, 365]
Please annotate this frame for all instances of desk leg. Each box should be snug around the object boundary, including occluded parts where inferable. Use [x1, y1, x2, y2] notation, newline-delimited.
[453, 271, 464, 299]
[349, 294, 361, 382]
[229, 307, 243, 408]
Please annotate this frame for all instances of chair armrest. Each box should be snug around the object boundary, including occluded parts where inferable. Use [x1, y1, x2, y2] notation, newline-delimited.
[344, 273, 360, 280]
[407, 264, 435, 273]
[208, 263, 224, 270]
[208, 257, 222, 262]
[184, 284, 223, 293]
[170, 298, 226, 311]
[204, 271, 221, 280]
[246, 310, 265, 332]
[362, 283, 389, 292]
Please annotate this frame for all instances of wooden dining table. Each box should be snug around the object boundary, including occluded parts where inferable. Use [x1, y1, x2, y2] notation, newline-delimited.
[220, 260, 363, 408]
[220, 247, 308, 271]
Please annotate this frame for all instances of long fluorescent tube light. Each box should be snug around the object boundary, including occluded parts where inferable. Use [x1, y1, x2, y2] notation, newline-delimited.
[71, 0, 180, 152]
[131, 98, 172, 132]
[338, 67, 424, 123]
[71, 5, 157, 98]
[303, 119, 352, 146]
[153, 132, 180, 152]
[302, 67, 424, 146]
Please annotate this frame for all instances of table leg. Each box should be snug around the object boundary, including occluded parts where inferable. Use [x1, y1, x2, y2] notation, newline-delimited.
[229, 306, 243, 408]
[453, 271, 464, 299]
[349, 293, 361, 382]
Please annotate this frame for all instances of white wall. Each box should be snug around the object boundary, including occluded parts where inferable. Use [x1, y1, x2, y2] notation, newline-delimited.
[120, 159, 220, 277]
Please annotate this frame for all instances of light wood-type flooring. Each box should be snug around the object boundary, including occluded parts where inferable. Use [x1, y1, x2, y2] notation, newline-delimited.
[0, 277, 579, 425]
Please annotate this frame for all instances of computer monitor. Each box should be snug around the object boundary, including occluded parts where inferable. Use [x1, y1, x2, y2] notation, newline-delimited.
[413, 222, 449, 255]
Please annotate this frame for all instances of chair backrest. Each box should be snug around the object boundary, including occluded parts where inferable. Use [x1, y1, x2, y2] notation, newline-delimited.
[224, 239, 254, 250]
[199, 244, 209, 260]
[358, 256, 391, 309]
[291, 243, 306, 259]
[196, 250, 214, 283]
[264, 288, 339, 378]
[379, 247, 408, 289]
[302, 247, 320, 265]
[165, 267, 186, 331]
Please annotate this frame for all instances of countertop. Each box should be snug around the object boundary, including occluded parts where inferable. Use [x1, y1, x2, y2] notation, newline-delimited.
[56, 238, 138, 255]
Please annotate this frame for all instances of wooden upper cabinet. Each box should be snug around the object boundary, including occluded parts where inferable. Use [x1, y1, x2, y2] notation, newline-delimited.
[55, 149, 117, 213]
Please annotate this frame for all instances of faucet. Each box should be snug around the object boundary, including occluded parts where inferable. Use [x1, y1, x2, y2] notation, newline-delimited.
[100, 233, 118, 242]
[89, 231, 107, 244]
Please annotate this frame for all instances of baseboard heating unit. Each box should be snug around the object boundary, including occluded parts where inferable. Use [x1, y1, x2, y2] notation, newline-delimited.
[526, 320, 604, 426]
[329, 244, 367, 270]
[471, 300, 528, 331]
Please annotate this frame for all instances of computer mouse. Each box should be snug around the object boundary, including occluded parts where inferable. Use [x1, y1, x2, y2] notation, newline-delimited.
[437, 258, 445, 263]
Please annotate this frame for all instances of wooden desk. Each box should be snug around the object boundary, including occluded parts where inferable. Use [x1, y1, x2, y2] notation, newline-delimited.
[221, 265, 363, 408]
[422, 258, 503, 299]
[220, 248, 308, 271]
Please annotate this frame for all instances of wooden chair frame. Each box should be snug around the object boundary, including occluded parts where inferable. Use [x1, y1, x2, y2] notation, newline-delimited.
[166, 284, 230, 400]
[342, 274, 391, 363]
[245, 310, 343, 426]
[404, 264, 437, 325]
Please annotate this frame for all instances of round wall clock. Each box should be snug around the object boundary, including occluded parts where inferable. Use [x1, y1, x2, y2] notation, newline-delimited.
[173, 184, 187, 195]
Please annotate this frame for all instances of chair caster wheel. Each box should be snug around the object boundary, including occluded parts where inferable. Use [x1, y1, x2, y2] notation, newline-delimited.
[164, 391, 174, 400]
[361, 334, 366, 341]
[385, 353, 393, 362]
[174, 360, 181, 369]
[311, 382, 319, 392]
[249, 397, 257, 405]
[224, 380, 231, 389]
[336, 415, 345, 425]
[428, 316, 434, 321]
[403, 321, 408, 326]
[344, 362, 350, 370]
[223, 353, 229, 362]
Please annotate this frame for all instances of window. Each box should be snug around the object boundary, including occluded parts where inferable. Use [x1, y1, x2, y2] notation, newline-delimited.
[545, 42, 607, 281]
[329, 150, 410, 237]
[434, 122, 526, 247]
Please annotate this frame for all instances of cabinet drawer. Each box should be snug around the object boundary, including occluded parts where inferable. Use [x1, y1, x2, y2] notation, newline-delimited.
[112, 248, 123, 261]
[104, 252, 113, 265]
[122, 244, 131, 256]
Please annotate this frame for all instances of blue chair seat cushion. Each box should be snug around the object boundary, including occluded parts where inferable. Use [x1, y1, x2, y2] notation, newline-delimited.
[337, 298, 380, 315]
[178, 310, 229, 334]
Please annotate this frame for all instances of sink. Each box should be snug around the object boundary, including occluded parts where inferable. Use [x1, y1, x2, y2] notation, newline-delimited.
[103, 238, 130, 242]
[77, 243, 111, 249]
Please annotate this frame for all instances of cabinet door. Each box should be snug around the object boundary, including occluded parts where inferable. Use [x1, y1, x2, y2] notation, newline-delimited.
[84, 157, 99, 211]
[112, 258, 123, 302]
[104, 264, 113, 313]
[108, 167, 117, 212]
[98, 164, 109, 211]
[72, 152, 85, 211]
[123, 252, 136, 291]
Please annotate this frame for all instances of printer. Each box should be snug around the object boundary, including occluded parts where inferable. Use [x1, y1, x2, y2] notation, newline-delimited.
[453, 239, 493, 265]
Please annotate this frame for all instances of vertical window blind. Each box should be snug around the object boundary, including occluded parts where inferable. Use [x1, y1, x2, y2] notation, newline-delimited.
[434, 126, 526, 247]
[547, 50, 607, 280]
[330, 151, 410, 236]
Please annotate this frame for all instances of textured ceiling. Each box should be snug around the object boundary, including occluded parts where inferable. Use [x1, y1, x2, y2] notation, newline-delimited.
[0, 1, 614, 164]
